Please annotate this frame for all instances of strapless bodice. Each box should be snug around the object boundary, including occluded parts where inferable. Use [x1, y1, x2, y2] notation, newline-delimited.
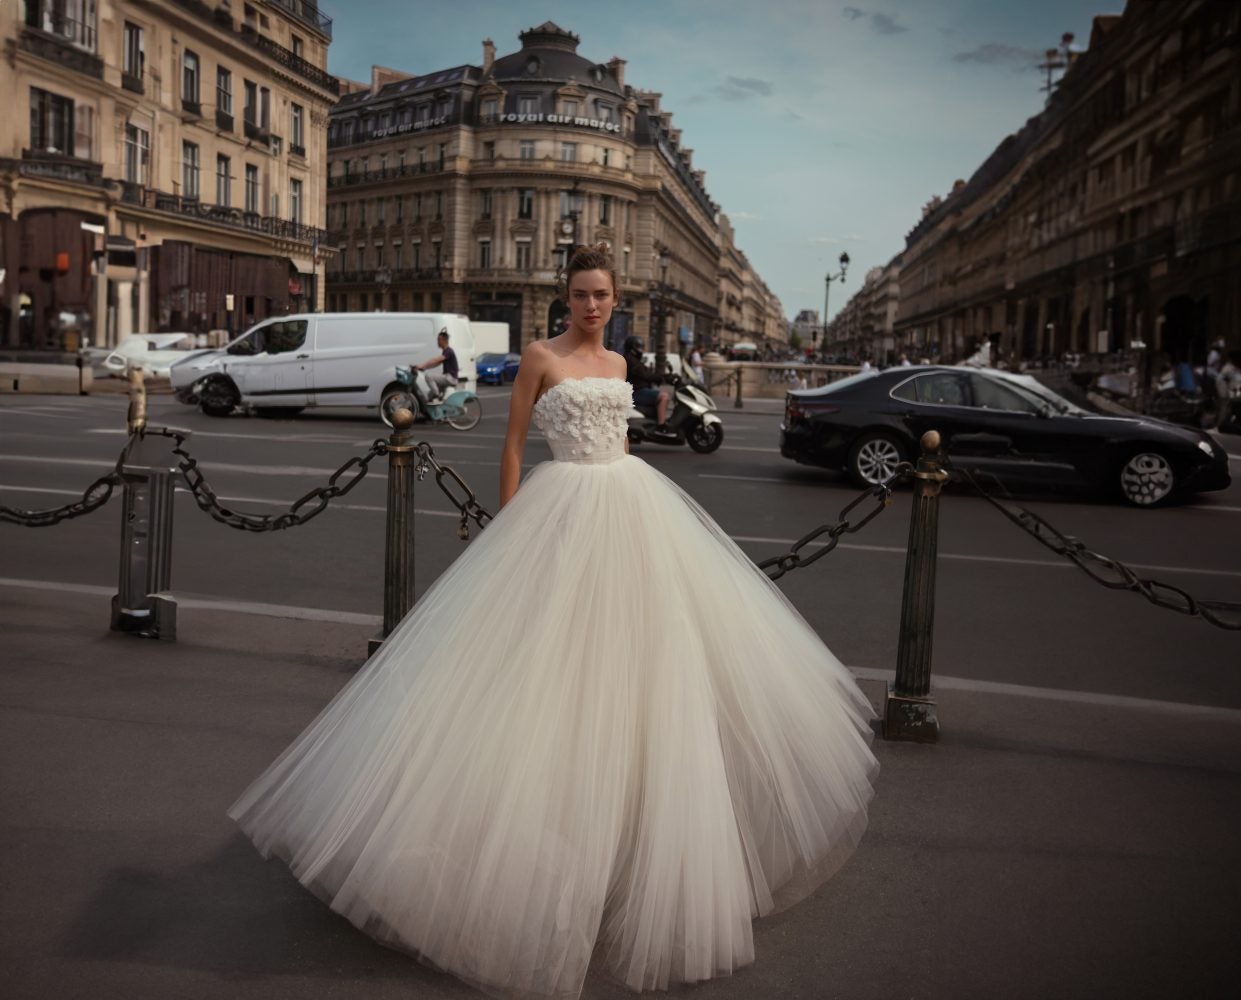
[532, 377, 632, 464]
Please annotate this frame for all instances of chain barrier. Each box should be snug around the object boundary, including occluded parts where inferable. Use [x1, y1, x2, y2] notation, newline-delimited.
[143, 427, 389, 532]
[0, 435, 138, 527]
[758, 464, 913, 581]
[413, 443, 495, 539]
[953, 465, 1241, 631]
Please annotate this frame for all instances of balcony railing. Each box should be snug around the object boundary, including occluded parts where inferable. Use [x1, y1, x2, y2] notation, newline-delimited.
[18, 25, 103, 79]
[118, 182, 328, 245]
[327, 162, 444, 187]
[330, 268, 443, 284]
[5, 152, 105, 187]
[182, 98, 203, 117]
[267, 0, 334, 39]
[238, 24, 339, 94]
[216, 109, 234, 132]
[121, 71, 144, 95]
[290, 143, 306, 158]
[244, 120, 270, 145]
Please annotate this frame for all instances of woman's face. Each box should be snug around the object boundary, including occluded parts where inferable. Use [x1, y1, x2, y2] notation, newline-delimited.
[567, 269, 616, 336]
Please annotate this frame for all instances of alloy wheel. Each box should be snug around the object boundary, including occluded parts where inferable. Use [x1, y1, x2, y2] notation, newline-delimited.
[1119, 452, 1174, 506]
[854, 436, 904, 485]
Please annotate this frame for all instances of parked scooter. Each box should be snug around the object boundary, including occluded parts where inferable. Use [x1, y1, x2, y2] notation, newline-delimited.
[627, 376, 724, 453]
[381, 367, 482, 430]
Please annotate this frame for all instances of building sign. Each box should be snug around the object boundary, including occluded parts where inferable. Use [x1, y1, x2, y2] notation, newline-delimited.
[371, 117, 451, 139]
[498, 113, 621, 134]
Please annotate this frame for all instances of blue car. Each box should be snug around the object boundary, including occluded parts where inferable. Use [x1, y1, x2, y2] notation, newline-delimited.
[477, 352, 520, 385]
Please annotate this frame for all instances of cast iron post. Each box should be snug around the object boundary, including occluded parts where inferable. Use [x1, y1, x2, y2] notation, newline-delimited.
[883, 429, 949, 742]
[369, 407, 416, 656]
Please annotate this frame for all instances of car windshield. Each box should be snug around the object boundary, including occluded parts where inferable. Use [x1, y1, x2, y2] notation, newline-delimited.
[478, 353, 506, 364]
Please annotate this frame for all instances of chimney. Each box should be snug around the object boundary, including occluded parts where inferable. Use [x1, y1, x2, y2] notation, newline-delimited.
[607, 56, 626, 89]
[482, 38, 495, 75]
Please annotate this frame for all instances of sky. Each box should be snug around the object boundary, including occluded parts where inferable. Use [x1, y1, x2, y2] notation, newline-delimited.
[324, 0, 1126, 322]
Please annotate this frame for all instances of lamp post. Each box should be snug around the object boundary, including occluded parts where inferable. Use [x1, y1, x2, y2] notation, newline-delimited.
[650, 248, 671, 376]
[821, 251, 850, 360]
[375, 266, 392, 312]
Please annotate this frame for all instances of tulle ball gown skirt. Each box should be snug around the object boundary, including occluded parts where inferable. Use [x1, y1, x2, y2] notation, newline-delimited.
[230, 418, 878, 998]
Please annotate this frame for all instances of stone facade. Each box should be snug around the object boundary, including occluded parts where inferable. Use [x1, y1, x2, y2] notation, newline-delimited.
[325, 23, 782, 354]
[1, 0, 338, 353]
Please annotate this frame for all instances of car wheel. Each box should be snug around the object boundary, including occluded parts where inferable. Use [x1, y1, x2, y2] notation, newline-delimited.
[446, 396, 482, 430]
[380, 385, 416, 428]
[1118, 450, 1176, 507]
[199, 377, 239, 417]
[686, 420, 724, 453]
[847, 431, 908, 487]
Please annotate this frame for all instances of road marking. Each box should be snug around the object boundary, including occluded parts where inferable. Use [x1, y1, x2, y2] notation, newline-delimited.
[2, 575, 1236, 722]
[701, 473, 808, 485]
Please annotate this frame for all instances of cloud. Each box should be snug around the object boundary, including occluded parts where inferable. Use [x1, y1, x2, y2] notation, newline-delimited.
[841, 6, 908, 35]
[952, 42, 1042, 67]
[714, 75, 773, 100]
[785, 108, 805, 121]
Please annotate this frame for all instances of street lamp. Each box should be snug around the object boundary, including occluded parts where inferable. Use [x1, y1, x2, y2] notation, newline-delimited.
[375, 266, 392, 312]
[650, 248, 671, 375]
[821, 251, 850, 359]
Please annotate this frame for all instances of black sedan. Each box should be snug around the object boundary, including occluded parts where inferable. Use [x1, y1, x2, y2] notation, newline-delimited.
[779, 366, 1231, 506]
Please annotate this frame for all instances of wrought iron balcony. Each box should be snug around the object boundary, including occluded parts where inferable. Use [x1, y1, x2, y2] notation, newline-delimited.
[290, 143, 306, 158]
[121, 71, 144, 95]
[239, 24, 338, 94]
[18, 25, 103, 79]
[5, 152, 105, 186]
[182, 98, 203, 117]
[216, 109, 234, 132]
[267, 0, 334, 40]
[244, 120, 270, 145]
[327, 162, 444, 187]
[329, 268, 443, 284]
[117, 182, 328, 246]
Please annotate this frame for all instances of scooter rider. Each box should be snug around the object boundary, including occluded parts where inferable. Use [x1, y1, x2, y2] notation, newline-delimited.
[415, 330, 458, 401]
[623, 336, 672, 433]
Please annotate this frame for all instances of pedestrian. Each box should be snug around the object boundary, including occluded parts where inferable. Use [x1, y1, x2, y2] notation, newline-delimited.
[228, 243, 877, 1000]
[1216, 350, 1241, 431]
[689, 343, 704, 384]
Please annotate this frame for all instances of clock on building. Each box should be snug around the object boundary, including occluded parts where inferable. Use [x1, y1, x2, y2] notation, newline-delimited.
[559, 220, 574, 236]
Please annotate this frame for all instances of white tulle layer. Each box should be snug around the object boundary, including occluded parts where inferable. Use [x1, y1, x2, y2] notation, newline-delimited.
[229, 454, 878, 998]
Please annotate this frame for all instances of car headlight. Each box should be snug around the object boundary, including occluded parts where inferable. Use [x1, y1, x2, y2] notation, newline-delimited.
[1197, 439, 1214, 457]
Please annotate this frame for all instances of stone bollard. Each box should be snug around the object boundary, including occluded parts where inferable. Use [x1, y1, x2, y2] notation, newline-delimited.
[883, 430, 949, 742]
[369, 407, 416, 656]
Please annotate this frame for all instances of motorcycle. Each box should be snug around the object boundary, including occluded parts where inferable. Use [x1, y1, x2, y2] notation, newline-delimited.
[381, 367, 482, 430]
[627, 376, 724, 453]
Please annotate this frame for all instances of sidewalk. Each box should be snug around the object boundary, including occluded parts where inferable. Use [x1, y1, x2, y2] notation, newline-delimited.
[2, 582, 1238, 1000]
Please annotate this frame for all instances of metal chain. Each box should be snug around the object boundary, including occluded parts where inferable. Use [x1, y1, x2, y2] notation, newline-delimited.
[413, 442, 495, 539]
[143, 427, 388, 532]
[758, 464, 912, 581]
[0, 435, 137, 527]
[954, 465, 1241, 631]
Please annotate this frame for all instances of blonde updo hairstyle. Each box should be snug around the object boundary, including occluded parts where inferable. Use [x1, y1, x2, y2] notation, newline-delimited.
[556, 243, 618, 304]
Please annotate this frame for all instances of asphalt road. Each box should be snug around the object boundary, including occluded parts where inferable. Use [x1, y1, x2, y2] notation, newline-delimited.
[3, 386, 1240, 710]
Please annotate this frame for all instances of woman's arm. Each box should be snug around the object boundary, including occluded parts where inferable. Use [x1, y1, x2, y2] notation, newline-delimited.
[499, 343, 548, 507]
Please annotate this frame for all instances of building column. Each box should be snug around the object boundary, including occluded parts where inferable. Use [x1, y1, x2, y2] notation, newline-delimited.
[136, 257, 150, 335]
[115, 279, 134, 342]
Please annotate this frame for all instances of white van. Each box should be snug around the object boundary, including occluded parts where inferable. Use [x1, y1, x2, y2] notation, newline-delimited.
[168, 312, 476, 417]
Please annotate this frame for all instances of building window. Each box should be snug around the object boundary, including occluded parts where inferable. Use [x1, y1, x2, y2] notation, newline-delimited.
[433, 240, 443, 269]
[520, 140, 535, 160]
[244, 80, 258, 124]
[358, 199, 366, 225]
[559, 189, 584, 217]
[561, 142, 577, 162]
[482, 97, 497, 118]
[596, 101, 616, 123]
[600, 195, 612, 225]
[244, 163, 259, 213]
[601, 147, 611, 167]
[124, 123, 149, 184]
[418, 146, 427, 168]
[518, 95, 539, 115]
[414, 192, 423, 220]
[480, 189, 492, 219]
[483, 140, 495, 161]
[395, 195, 404, 222]
[291, 103, 304, 152]
[357, 246, 366, 270]
[259, 86, 271, 129]
[393, 242, 403, 268]
[518, 188, 534, 219]
[291, 34, 303, 58]
[270, 192, 279, 218]
[516, 240, 532, 270]
[122, 22, 144, 83]
[290, 178, 303, 223]
[375, 243, 385, 267]
[182, 50, 200, 108]
[27, 0, 97, 51]
[563, 99, 578, 117]
[412, 242, 421, 269]
[216, 154, 230, 206]
[438, 143, 446, 168]
[415, 102, 431, 124]
[479, 240, 491, 269]
[182, 141, 200, 199]
[376, 196, 385, 223]
[217, 66, 232, 116]
[29, 87, 76, 155]
[435, 191, 443, 219]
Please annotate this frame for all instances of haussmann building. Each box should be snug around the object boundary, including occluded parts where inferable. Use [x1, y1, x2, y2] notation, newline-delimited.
[324, 21, 783, 354]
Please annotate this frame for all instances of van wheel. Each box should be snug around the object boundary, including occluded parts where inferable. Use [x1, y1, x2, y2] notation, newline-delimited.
[199, 377, 239, 417]
[380, 384, 416, 428]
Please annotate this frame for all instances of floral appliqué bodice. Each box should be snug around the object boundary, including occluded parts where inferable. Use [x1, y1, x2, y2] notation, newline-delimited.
[533, 377, 633, 464]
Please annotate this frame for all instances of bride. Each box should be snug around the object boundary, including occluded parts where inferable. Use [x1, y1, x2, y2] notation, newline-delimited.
[229, 244, 878, 998]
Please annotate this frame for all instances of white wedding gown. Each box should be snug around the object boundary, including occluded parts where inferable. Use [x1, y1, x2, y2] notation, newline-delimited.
[230, 376, 878, 998]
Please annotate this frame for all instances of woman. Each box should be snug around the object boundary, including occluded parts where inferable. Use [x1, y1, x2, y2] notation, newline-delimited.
[230, 245, 877, 998]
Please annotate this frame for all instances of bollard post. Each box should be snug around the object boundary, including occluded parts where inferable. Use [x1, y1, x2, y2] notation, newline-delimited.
[883, 430, 949, 742]
[111, 369, 180, 640]
[733, 367, 744, 409]
[369, 407, 416, 656]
